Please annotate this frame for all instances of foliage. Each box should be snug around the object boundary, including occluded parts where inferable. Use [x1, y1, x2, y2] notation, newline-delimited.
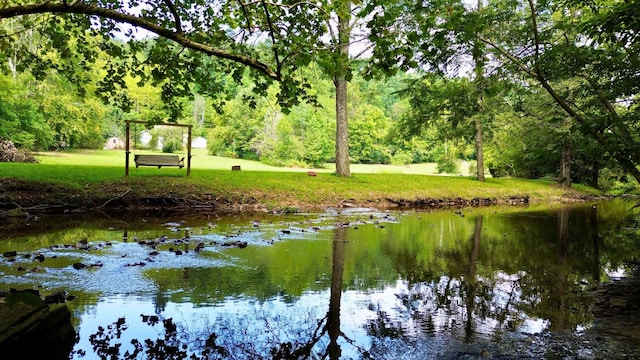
[161, 138, 182, 154]
[348, 104, 392, 164]
[1, 0, 640, 188]
[0, 73, 53, 149]
[390, 150, 413, 166]
[436, 156, 458, 175]
[363, 0, 640, 186]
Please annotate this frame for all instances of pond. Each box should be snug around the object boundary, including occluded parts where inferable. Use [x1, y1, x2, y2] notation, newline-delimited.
[1, 200, 640, 359]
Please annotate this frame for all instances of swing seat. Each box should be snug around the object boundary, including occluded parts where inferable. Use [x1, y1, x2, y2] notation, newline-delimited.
[134, 154, 184, 169]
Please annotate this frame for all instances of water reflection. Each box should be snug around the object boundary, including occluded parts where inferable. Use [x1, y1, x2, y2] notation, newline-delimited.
[1, 202, 639, 358]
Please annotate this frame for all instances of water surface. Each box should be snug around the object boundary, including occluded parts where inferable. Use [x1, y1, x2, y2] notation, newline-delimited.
[1, 201, 639, 359]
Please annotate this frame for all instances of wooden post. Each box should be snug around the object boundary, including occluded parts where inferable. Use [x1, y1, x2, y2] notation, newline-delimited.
[125, 121, 130, 177]
[187, 125, 192, 177]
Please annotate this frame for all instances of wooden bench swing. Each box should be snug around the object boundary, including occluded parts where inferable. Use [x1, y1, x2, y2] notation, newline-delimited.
[124, 120, 193, 176]
[134, 154, 185, 168]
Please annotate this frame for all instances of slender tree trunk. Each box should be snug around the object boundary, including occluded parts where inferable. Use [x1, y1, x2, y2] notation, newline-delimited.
[560, 139, 572, 188]
[465, 215, 483, 340]
[473, 0, 485, 182]
[334, 1, 351, 177]
[327, 227, 346, 359]
[474, 119, 485, 181]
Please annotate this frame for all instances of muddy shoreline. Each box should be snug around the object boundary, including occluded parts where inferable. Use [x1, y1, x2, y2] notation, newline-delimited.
[0, 178, 607, 216]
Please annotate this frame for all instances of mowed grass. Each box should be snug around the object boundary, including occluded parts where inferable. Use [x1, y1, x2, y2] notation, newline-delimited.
[1, 149, 601, 208]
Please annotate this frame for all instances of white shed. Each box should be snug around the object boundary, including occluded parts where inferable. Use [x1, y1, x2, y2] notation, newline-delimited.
[104, 137, 125, 150]
[192, 136, 208, 149]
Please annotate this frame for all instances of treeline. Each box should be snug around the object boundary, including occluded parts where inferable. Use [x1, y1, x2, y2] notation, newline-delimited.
[0, 48, 449, 169]
[0, 48, 631, 191]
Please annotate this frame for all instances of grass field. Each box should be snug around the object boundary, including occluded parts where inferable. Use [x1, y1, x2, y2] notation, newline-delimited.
[1, 149, 601, 210]
[33, 149, 445, 175]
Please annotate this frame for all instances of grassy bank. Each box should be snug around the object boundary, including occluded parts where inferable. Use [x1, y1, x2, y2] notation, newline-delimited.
[0, 150, 602, 212]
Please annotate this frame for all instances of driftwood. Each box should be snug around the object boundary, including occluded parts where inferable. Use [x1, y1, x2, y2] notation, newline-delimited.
[97, 189, 131, 209]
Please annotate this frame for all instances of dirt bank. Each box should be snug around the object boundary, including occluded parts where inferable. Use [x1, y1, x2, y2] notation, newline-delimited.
[0, 178, 605, 216]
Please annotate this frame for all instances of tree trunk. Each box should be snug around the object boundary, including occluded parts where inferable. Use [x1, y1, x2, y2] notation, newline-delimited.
[334, 1, 351, 177]
[327, 227, 346, 359]
[473, 0, 485, 182]
[474, 118, 485, 181]
[560, 138, 572, 188]
[335, 77, 350, 177]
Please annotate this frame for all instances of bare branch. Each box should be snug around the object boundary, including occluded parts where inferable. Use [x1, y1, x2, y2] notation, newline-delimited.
[98, 189, 131, 209]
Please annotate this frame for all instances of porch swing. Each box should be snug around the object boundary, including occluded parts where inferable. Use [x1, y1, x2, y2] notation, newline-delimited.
[124, 120, 193, 176]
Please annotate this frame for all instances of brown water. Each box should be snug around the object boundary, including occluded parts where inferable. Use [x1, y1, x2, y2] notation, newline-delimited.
[1, 200, 639, 359]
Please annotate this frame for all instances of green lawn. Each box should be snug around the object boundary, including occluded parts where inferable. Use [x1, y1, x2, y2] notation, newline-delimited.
[0, 149, 601, 209]
[33, 149, 447, 175]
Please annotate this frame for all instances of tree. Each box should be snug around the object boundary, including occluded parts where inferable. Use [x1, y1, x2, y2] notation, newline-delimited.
[364, 0, 640, 184]
[363, 0, 495, 182]
[398, 74, 502, 177]
[0, 73, 52, 149]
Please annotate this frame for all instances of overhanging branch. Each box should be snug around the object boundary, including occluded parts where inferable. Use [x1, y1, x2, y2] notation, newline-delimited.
[0, 2, 279, 79]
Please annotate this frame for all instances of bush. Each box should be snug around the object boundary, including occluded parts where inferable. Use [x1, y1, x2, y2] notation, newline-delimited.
[391, 150, 413, 166]
[598, 168, 639, 194]
[162, 138, 183, 153]
[436, 157, 458, 174]
[468, 161, 477, 178]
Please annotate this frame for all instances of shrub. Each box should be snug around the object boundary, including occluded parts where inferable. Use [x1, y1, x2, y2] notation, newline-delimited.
[162, 138, 183, 153]
[391, 150, 413, 166]
[436, 157, 458, 174]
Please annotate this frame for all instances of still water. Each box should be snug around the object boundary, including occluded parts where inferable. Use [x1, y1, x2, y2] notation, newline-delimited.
[1, 200, 640, 359]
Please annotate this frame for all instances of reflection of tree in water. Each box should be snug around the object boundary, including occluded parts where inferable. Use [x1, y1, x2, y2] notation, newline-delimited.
[366, 215, 524, 343]
[366, 207, 604, 348]
[78, 227, 370, 359]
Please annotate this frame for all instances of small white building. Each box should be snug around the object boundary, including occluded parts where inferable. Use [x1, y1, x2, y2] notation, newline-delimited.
[104, 137, 125, 150]
[192, 136, 208, 149]
[139, 130, 153, 146]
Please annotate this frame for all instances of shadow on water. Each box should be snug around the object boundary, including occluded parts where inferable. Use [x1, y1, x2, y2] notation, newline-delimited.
[1, 201, 640, 359]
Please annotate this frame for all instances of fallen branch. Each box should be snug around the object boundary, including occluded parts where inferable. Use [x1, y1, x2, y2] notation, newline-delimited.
[97, 189, 131, 209]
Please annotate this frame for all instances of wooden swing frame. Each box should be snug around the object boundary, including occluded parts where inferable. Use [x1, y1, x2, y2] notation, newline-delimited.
[124, 120, 193, 177]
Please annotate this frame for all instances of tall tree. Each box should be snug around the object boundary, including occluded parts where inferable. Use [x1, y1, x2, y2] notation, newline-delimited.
[472, 0, 486, 182]
[332, 0, 352, 177]
[364, 0, 493, 181]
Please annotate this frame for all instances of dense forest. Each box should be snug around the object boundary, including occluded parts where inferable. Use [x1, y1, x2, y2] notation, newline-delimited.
[0, 0, 638, 192]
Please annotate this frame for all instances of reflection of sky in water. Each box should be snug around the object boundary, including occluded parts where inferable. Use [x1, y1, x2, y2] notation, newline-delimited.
[72, 275, 549, 359]
[2, 203, 639, 358]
